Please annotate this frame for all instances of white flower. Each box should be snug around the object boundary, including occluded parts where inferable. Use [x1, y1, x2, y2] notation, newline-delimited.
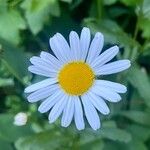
[14, 112, 28, 126]
[25, 27, 131, 130]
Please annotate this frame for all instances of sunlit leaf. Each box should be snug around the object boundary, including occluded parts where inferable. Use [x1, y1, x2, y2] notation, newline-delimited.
[127, 64, 150, 107]
[0, 9, 26, 44]
[21, 0, 60, 34]
[15, 130, 63, 150]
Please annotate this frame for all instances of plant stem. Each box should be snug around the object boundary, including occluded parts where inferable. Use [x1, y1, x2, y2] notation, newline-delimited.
[96, 0, 103, 20]
[133, 3, 143, 40]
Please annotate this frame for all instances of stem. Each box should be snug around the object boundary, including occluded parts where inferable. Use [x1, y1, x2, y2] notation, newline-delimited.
[133, 3, 143, 40]
[96, 0, 103, 20]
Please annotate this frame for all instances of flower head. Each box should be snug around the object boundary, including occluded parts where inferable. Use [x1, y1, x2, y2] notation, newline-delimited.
[14, 112, 28, 126]
[25, 27, 131, 130]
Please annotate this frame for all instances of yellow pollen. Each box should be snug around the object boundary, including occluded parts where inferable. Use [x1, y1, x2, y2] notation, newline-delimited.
[58, 61, 94, 95]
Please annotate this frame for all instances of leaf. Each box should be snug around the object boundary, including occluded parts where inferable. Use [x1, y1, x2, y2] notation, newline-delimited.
[0, 78, 14, 87]
[100, 128, 132, 143]
[139, 17, 150, 38]
[84, 18, 139, 48]
[60, 0, 72, 3]
[103, 139, 147, 150]
[142, 0, 150, 19]
[0, 0, 7, 13]
[119, 0, 142, 6]
[0, 139, 13, 150]
[80, 127, 131, 145]
[138, 0, 150, 38]
[21, 0, 60, 34]
[103, 0, 117, 5]
[0, 38, 30, 84]
[102, 120, 117, 128]
[15, 130, 63, 150]
[127, 64, 150, 107]
[0, 114, 33, 142]
[120, 111, 150, 126]
[80, 139, 104, 150]
[127, 140, 148, 150]
[127, 124, 150, 141]
[0, 9, 26, 44]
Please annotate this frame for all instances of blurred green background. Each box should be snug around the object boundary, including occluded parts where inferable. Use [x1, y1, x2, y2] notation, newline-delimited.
[0, 0, 150, 150]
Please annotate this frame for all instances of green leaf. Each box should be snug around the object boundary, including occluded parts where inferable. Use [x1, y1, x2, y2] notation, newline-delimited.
[139, 17, 150, 38]
[0, 78, 14, 87]
[127, 64, 150, 107]
[21, 0, 60, 34]
[138, 0, 150, 38]
[0, 0, 7, 13]
[60, 0, 72, 3]
[0, 38, 30, 84]
[0, 9, 26, 44]
[100, 128, 132, 143]
[103, 139, 147, 150]
[102, 120, 117, 128]
[119, 0, 142, 6]
[80, 139, 104, 150]
[127, 140, 148, 150]
[0, 114, 33, 142]
[0, 139, 13, 150]
[84, 18, 139, 48]
[120, 111, 150, 126]
[142, 0, 150, 19]
[80, 127, 131, 145]
[103, 0, 117, 5]
[15, 130, 63, 150]
[127, 124, 150, 141]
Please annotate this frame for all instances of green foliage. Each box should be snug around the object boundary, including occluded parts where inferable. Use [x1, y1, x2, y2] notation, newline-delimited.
[21, 0, 60, 34]
[0, 10, 26, 44]
[15, 130, 63, 150]
[0, 0, 150, 149]
[0, 114, 33, 142]
[0, 39, 30, 84]
[127, 65, 150, 107]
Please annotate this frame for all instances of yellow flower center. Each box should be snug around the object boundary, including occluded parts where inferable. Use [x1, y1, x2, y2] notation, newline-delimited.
[58, 62, 94, 95]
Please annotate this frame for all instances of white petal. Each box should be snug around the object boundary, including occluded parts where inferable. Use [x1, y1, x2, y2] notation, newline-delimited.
[80, 27, 91, 60]
[30, 56, 57, 73]
[27, 84, 59, 103]
[81, 94, 100, 130]
[95, 80, 127, 93]
[87, 91, 110, 115]
[91, 45, 119, 68]
[86, 32, 104, 64]
[95, 60, 131, 75]
[28, 66, 56, 77]
[61, 96, 74, 127]
[91, 84, 121, 102]
[49, 33, 70, 63]
[38, 89, 63, 113]
[24, 78, 57, 93]
[40, 51, 62, 70]
[74, 97, 85, 130]
[49, 94, 68, 123]
[69, 31, 81, 60]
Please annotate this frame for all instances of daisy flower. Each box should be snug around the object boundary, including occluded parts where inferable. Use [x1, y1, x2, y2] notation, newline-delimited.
[25, 27, 131, 130]
[14, 112, 28, 126]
